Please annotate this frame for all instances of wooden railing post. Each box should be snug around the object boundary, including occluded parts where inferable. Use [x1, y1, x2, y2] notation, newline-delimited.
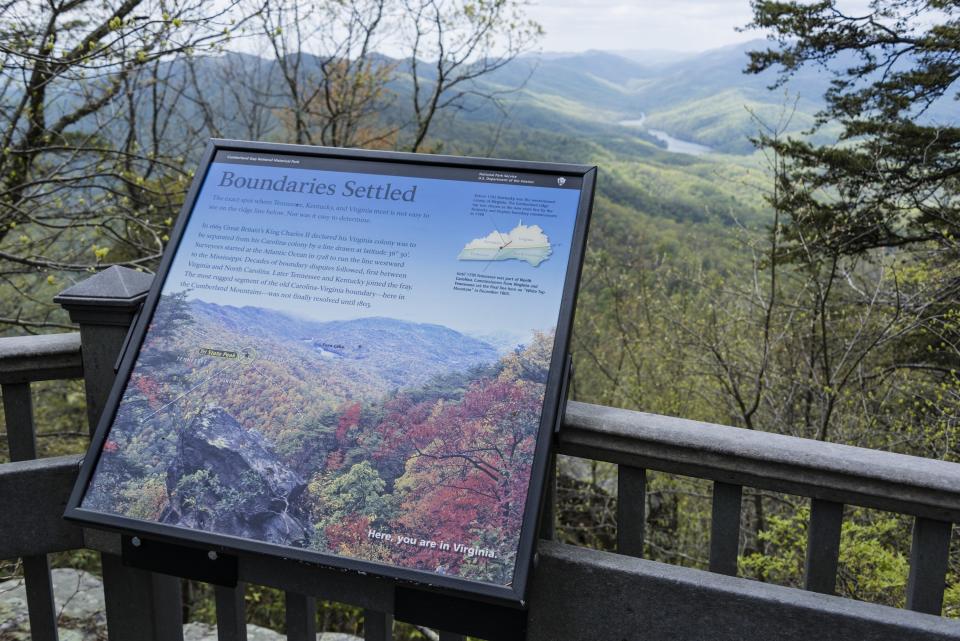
[56, 266, 184, 641]
[55, 265, 153, 434]
[285, 593, 317, 641]
[906, 517, 952, 615]
[804, 499, 844, 595]
[3, 380, 59, 641]
[617, 465, 647, 558]
[363, 609, 393, 641]
[215, 584, 248, 641]
[709, 482, 742, 576]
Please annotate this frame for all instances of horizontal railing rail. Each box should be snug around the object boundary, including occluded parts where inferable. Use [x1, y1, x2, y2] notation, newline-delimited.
[1, 331, 84, 641]
[0, 455, 85, 558]
[559, 401, 960, 521]
[0, 332, 81, 384]
[527, 541, 960, 641]
[558, 400, 960, 619]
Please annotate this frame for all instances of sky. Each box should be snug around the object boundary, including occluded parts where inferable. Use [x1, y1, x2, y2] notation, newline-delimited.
[523, 0, 874, 54]
[231, 0, 761, 58]
[526, 0, 759, 53]
[224, 0, 880, 58]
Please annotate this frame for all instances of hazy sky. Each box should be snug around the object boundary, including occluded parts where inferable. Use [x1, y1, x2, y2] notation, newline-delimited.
[524, 0, 874, 53]
[526, 0, 758, 53]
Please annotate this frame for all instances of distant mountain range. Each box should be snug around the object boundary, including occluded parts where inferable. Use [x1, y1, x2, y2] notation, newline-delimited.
[188, 300, 499, 391]
[460, 40, 956, 154]
[43, 38, 955, 239]
[47, 38, 958, 163]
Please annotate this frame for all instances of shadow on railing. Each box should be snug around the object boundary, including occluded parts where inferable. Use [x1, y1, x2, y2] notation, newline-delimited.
[2, 266, 959, 641]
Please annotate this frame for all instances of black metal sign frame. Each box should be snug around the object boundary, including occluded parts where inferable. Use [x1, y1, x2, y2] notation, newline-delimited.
[65, 139, 596, 617]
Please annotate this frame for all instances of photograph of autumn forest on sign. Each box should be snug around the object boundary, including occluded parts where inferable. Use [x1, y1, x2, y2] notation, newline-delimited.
[82, 292, 554, 586]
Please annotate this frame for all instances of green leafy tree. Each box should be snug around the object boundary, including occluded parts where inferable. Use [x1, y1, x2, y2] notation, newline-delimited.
[746, 0, 958, 256]
[0, 0, 245, 330]
[315, 461, 394, 522]
[745, 0, 960, 452]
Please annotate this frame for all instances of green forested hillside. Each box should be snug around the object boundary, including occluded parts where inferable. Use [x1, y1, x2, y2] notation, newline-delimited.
[641, 88, 831, 154]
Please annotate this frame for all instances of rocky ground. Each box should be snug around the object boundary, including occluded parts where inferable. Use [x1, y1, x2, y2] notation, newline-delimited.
[0, 569, 361, 641]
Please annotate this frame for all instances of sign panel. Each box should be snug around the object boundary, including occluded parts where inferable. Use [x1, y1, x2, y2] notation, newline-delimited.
[67, 140, 595, 605]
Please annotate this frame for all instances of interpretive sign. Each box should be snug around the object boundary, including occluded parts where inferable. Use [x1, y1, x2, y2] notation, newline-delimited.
[66, 140, 596, 607]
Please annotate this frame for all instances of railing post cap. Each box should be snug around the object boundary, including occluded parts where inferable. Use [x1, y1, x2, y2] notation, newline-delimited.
[54, 266, 154, 325]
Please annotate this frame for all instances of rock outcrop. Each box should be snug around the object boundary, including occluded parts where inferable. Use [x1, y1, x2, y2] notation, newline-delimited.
[0, 569, 105, 641]
[162, 404, 309, 546]
[0, 569, 362, 641]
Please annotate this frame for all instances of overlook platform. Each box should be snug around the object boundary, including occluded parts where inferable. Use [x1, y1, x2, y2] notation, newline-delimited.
[2, 267, 960, 641]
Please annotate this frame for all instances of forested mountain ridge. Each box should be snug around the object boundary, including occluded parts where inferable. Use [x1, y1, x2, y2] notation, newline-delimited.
[453, 40, 957, 153]
[186, 300, 500, 394]
[141, 42, 837, 156]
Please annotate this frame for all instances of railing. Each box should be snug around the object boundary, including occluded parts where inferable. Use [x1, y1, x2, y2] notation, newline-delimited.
[0, 331, 83, 641]
[2, 266, 960, 641]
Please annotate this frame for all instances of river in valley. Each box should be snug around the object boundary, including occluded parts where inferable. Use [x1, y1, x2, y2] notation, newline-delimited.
[619, 115, 715, 156]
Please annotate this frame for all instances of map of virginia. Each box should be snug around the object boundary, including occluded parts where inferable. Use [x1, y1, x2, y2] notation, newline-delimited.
[457, 221, 552, 267]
